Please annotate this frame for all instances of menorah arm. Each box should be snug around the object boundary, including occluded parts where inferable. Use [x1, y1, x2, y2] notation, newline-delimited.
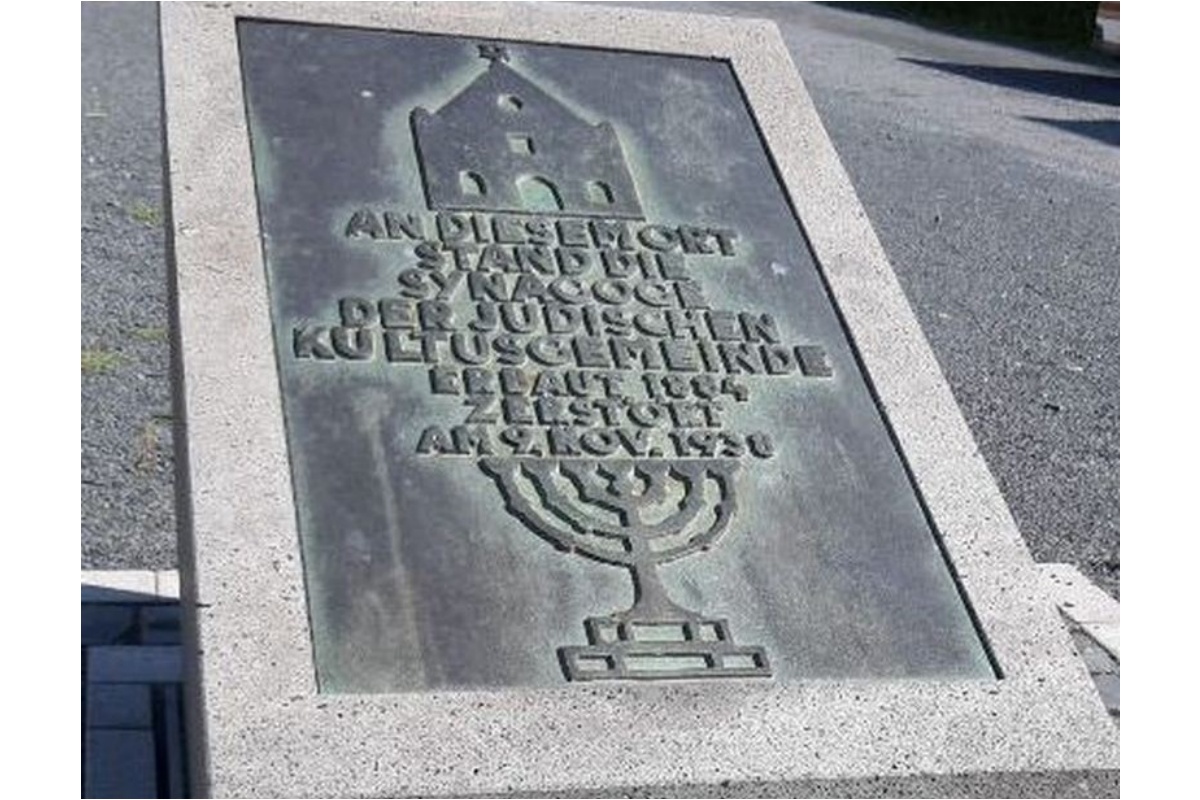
[562, 462, 678, 526]
[479, 458, 633, 566]
[559, 464, 634, 522]
[480, 457, 742, 569]
[637, 462, 740, 562]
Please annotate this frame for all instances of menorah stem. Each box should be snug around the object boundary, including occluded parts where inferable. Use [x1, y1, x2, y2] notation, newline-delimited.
[627, 562, 691, 620]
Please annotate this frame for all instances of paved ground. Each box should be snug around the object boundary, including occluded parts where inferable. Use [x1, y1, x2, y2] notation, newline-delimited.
[743, 3, 1121, 598]
[81, 3, 1119, 597]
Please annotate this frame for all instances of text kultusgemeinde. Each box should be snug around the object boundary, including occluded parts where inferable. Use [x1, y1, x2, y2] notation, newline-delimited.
[298, 210, 830, 379]
[287, 210, 834, 458]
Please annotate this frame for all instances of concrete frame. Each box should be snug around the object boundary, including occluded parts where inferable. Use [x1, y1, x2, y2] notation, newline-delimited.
[161, 3, 1119, 796]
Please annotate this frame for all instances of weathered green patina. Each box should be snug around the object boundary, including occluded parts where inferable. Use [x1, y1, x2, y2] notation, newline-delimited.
[239, 21, 992, 692]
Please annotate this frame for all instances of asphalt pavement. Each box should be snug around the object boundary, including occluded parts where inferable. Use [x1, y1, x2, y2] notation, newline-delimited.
[734, 2, 1121, 598]
[82, 2, 174, 570]
[81, 2, 1119, 598]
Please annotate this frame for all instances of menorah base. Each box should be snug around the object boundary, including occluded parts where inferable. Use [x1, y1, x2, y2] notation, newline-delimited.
[559, 616, 772, 681]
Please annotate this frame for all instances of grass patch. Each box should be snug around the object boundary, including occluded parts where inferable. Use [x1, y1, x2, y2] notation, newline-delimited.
[132, 326, 169, 342]
[81, 348, 123, 374]
[129, 202, 161, 226]
[133, 419, 163, 474]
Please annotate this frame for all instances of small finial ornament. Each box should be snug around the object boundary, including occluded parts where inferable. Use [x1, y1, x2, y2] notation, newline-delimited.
[478, 43, 510, 64]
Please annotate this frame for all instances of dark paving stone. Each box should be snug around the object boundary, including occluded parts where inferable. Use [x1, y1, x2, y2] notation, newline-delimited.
[85, 729, 157, 799]
[139, 605, 182, 645]
[88, 683, 154, 729]
[82, 604, 140, 646]
[87, 646, 183, 684]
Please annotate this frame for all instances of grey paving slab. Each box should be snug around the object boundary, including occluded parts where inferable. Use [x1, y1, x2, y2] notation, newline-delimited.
[1082, 622, 1120, 661]
[155, 569, 181, 600]
[1092, 673, 1120, 716]
[81, 569, 157, 602]
[1077, 639, 1118, 676]
[1065, 624, 1118, 726]
[1043, 562, 1120, 657]
[1044, 563, 1121, 622]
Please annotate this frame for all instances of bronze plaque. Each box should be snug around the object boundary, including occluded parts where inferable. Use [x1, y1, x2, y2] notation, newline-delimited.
[238, 21, 992, 691]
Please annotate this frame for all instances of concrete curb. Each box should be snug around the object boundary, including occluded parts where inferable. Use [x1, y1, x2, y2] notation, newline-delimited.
[82, 569, 181, 603]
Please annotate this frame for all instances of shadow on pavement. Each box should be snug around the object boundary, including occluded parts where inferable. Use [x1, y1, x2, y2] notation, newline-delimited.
[901, 58, 1119, 106]
[83, 581, 188, 798]
[827, 2, 1111, 64]
[1025, 116, 1119, 147]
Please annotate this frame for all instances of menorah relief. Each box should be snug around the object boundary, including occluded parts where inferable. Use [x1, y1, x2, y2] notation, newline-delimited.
[481, 457, 772, 680]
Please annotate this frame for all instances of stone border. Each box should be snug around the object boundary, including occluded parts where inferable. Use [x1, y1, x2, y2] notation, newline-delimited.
[161, 3, 1119, 796]
[1042, 563, 1121, 660]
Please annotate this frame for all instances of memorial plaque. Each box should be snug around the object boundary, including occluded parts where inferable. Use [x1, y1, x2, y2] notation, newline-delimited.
[164, 6, 1117, 795]
[237, 22, 991, 691]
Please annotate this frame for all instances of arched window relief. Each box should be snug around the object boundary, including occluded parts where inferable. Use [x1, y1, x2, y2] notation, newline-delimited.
[459, 171, 487, 198]
[507, 134, 535, 155]
[517, 175, 563, 212]
[586, 180, 615, 205]
[498, 94, 524, 112]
